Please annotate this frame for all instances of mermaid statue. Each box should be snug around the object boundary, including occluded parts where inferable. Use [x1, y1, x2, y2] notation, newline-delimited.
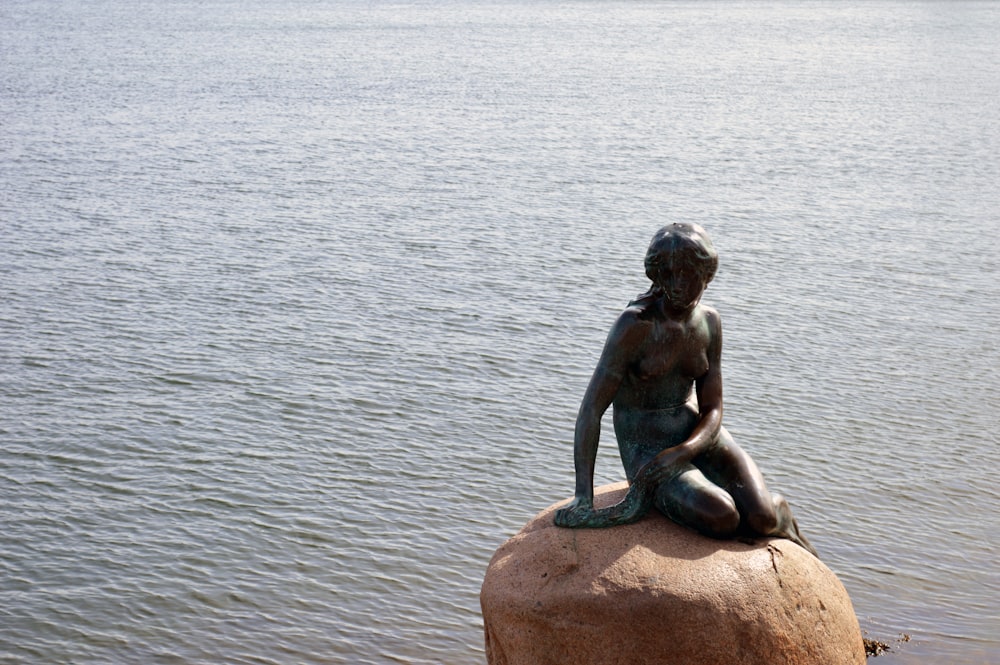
[554, 223, 816, 557]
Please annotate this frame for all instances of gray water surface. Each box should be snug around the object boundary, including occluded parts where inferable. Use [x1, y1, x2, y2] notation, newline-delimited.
[2, 1, 998, 663]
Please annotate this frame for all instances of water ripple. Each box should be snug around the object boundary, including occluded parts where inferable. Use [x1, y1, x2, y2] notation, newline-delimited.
[3, 1, 999, 664]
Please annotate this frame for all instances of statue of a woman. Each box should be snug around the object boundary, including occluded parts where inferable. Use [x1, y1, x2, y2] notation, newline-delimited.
[554, 223, 816, 557]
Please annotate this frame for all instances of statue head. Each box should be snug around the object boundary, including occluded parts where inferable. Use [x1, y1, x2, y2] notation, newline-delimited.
[641, 224, 719, 313]
[644, 223, 719, 288]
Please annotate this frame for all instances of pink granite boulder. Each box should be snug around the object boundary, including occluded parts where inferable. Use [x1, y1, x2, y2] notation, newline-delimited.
[481, 482, 865, 665]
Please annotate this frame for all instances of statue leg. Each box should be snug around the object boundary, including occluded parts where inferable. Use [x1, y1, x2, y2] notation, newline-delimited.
[653, 465, 740, 538]
[697, 428, 819, 557]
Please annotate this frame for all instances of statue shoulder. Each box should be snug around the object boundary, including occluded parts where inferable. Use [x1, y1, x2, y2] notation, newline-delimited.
[697, 305, 723, 350]
[615, 305, 649, 331]
[700, 304, 722, 326]
[607, 303, 654, 349]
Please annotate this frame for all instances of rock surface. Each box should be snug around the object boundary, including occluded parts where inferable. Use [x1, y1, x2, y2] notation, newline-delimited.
[481, 482, 865, 665]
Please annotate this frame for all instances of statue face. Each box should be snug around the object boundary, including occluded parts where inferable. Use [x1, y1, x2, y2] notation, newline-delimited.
[657, 258, 706, 313]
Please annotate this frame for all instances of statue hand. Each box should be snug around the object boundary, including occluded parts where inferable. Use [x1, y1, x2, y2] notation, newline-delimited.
[637, 444, 692, 486]
[554, 496, 595, 528]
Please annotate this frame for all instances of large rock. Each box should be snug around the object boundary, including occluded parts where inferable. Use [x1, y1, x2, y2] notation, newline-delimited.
[481, 482, 865, 665]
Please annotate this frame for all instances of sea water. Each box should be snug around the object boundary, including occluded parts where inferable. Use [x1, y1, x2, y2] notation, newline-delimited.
[2, 1, 998, 663]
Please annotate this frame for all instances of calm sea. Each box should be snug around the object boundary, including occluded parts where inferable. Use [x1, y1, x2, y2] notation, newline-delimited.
[2, 0, 998, 663]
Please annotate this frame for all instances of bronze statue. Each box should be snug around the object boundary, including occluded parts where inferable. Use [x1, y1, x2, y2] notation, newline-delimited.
[554, 223, 817, 557]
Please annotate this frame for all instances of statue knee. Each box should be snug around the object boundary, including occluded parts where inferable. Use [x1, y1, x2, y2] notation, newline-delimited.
[698, 496, 740, 538]
[653, 485, 739, 538]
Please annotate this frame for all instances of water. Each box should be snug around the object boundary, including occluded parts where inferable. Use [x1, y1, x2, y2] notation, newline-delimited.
[2, 1, 998, 663]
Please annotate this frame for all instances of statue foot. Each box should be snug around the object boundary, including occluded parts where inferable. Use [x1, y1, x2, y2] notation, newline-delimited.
[591, 482, 649, 526]
[772, 495, 819, 558]
[786, 516, 819, 558]
[554, 481, 652, 528]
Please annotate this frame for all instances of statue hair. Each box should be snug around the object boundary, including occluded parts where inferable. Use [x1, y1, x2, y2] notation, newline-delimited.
[643, 223, 719, 287]
[627, 224, 718, 313]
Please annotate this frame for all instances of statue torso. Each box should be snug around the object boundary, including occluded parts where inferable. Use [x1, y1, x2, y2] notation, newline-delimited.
[612, 304, 714, 479]
[616, 306, 712, 410]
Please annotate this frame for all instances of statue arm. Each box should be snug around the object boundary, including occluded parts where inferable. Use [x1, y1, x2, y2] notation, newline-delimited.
[556, 311, 643, 524]
[572, 365, 622, 502]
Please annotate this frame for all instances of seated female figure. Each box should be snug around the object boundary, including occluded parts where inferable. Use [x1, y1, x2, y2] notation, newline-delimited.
[554, 223, 815, 557]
